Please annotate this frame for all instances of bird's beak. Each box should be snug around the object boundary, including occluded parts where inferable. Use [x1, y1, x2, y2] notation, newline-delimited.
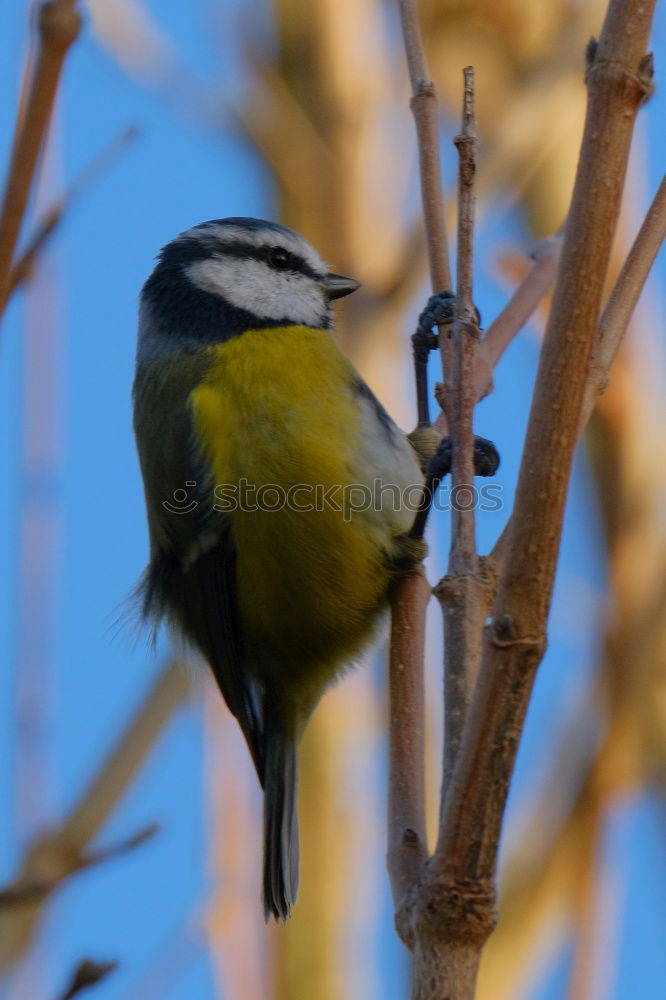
[324, 272, 361, 300]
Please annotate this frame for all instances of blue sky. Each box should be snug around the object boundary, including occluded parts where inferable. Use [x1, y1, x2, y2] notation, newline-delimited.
[0, 2, 664, 998]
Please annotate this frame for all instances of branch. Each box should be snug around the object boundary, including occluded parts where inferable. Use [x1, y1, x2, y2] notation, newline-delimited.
[397, 0, 452, 297]
[0, 0, 82, 317]
[386, 569, 430, 904]
[437, 68, 485, 789]
[489, 174, 663, 571]
[55, 958, 118, 1000]
[433, 231, 564, 437]
[397, 1, 657, 996]
[439, 0, 655, 923]
[449, 67, 479, 572]
[476, 234, 563, 391]
[581, 171, 666, 425]
[7, 125, 139, 300]
[386, 0, 456, 908]
[0, 823, 158, 909]
[397, 0, 454, 425]
[0, 659, 190, 970]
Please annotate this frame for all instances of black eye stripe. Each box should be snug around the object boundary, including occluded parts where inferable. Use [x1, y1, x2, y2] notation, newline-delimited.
[163, 236, 324, 280]
[258, 245, 319, 278]
[216, 241, 320, 279]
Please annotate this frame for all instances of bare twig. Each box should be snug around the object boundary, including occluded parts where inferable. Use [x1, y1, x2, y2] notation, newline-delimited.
[386, 569, 430, 903]
[397, 0, 454, 422]
[449, 67, 479, 571]
[0, 659, 190, 970]
[0, 0, 82, 316]
[437, 68, 484, 789]
[444, 0, 655, 886]
[7, 125, 139, 299]
[490, 175, 664, 572]
[414, 5, 655, 999]
[0, 823, 158, 909]
[397, 0, 452, 297]
[432, 232, 564, 437]
[582, 171, 666, 425]
[391, 0, 658, 996]
[387, 0, 458, 908]
[55, 958, 118, 1000]
[59, 662, 189, 847]
[478, 234, 563, 390]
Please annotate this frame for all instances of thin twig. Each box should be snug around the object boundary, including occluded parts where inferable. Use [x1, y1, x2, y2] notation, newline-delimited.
[0, 823, 158, 909]
[436, 0, 655, 965]
[489, 176, 664, 572]
[443, 0, 656, 874]
[0, 0, 82, 316]
[386, 0, 456, 909]
[398, 0, 657, 996]
[397, 0, 452, 297]
[437, 68, 484, 787]
[386, 569, 430, 903]
[55, 958, 118, 1000]
[60, 663, 189, 847]
[449, 66, 479, 573]
[475, 234, 563, 392]
[0, 660, 190, 971]
[397, 0, 454, 419]
[432, 232, 565, 436]
[7, 125, 139, 299]
[582, 171, 666, 425]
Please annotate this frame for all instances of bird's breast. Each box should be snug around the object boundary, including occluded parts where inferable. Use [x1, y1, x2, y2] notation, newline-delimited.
[191, 325, 359, 484]
[190, 325, 416, 679]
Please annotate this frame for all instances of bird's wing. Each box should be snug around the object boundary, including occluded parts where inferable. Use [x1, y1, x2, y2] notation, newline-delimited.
[142, 521, 265, 784]
[349, 373, 424, 537]
[176, 536, 265, 783]
[134, 354, 265, 781]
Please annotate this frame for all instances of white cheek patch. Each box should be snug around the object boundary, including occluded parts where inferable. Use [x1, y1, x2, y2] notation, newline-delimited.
[186, 257, 328, 328]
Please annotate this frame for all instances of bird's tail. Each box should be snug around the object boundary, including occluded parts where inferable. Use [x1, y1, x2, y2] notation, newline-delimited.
[262, 721, 299, 922]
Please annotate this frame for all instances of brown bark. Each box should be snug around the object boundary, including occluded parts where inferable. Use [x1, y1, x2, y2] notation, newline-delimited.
[394, 0, 657, 997]
[0, 0, 81, 316]
[0, 661, 189, 970]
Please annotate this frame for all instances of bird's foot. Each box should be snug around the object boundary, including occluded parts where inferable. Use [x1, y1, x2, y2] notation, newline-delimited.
[412, 290, 456, 362]
[427, 434, 500, 481]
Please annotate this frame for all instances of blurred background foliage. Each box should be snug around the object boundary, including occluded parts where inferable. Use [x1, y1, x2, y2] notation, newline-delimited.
[0, 0, 664, 998]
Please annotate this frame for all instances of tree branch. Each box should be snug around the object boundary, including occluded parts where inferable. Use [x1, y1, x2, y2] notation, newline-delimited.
[490, 173, 663, 572]
[387, 0, 456, 909]
[397, 1, 657, 997]
[386, 569, 430, 903]
[433, 232, 565, 437]
[449, 66, 479, 573]
[436, 67, 487, 791]
[55, 958, 118, 1000]
[0, 659, 190, 970]
[397, 0, 452, 297]
[0, 823, 158, 909]
[7, 125, 139, 300]
[0, 0, 82, 317]
[438, 0, 655, 943]
[582, 170, 666, 424]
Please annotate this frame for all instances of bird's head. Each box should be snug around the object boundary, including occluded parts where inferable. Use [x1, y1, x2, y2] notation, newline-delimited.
[138, 218, 360, 362]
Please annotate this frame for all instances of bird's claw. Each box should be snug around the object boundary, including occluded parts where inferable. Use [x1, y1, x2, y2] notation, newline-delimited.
[427, 434, 500, 481]
[414, 290, 482, 347]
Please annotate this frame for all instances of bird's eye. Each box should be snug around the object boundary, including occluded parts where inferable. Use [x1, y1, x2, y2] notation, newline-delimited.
[269, 247, 292, 270]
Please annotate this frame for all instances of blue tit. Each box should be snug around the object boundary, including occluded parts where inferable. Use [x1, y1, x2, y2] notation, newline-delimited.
[133, 217, 425, 920]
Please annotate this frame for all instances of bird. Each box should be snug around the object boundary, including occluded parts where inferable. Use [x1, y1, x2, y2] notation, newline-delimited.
[133, 217, 432, 920]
